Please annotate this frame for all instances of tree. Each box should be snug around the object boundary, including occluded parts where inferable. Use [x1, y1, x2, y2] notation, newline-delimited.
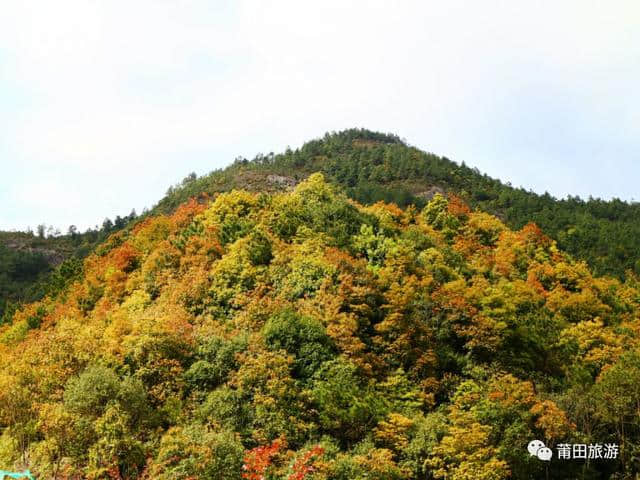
[242, 438, 285, 480]
[102, 217, 114, 232]
[262, 310, 335, 380]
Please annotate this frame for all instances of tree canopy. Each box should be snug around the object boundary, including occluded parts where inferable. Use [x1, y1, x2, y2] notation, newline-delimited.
[0, 174, 639, 478]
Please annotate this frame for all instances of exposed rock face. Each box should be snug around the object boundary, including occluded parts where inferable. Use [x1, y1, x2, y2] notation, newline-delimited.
[266, 174, 298, 188]
[416, 185, 446, 200]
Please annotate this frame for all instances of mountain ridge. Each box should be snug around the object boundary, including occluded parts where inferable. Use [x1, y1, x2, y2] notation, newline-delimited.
[155, 128, 640, 278]
[3, 129, 639, 324]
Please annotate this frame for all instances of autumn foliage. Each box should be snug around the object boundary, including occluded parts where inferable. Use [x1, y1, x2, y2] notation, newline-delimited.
[0, 174, 639, 478]
[242, 438, 285, 480]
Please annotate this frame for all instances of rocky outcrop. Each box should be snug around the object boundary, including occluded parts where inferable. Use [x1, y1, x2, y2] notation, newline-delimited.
[266, 174, 298, 188]
[416, 185, 446, 200]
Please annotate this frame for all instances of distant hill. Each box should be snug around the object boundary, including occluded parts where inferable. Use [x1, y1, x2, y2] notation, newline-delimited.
[156, 129, 640, 279]
[0, 214, 136, 321]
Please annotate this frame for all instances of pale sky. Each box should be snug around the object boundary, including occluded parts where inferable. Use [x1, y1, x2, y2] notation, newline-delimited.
[1, 1, 639, 232]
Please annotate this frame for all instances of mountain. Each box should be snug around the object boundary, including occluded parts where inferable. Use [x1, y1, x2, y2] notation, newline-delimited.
[1, 171, 640, 478]
[3, 128, 638, 320]
[157, 129, 640, 279]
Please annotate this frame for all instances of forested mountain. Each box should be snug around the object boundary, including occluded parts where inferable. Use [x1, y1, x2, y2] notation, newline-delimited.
[157, 129, 640, 279]
[1, 173, 640, 479]
[3, 128, 638, 320]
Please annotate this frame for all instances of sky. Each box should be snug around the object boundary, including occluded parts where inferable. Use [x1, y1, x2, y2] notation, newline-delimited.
[1, 0, 639, 232]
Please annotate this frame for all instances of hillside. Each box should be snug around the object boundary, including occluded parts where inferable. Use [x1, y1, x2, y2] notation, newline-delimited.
[0, 232, 77, 322]
[1, 174, 639, 478]
[0, 214, 137, 322]
[3, 129, 638, 320]
[157, 129, 640, 279]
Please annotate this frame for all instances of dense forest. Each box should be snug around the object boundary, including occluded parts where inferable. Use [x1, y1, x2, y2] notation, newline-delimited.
[157, 129, 640, 279]
[1, 173, 639, 478]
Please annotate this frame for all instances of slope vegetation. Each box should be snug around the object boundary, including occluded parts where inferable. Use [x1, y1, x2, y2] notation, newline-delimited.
[0, 215, 137, 322]
[1, 174, 639, 479]
[158, 129, 640, 279]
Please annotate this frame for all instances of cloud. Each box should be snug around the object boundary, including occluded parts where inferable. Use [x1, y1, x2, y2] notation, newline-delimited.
[1, 0, 639, 230]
